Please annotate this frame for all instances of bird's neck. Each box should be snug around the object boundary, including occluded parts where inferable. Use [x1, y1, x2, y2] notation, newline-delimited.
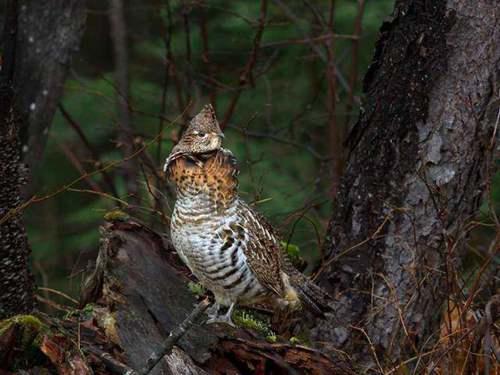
[168, 151, 239, 214]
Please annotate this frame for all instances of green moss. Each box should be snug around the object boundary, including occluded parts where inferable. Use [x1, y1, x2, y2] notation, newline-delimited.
[266, 334, 277, 343]
[0, 314, 48, 352]
[233, 309, 276, 341]
[103, 209, 130, 222]
[290, 332, 312, 347]
[187, 282, 205, 296]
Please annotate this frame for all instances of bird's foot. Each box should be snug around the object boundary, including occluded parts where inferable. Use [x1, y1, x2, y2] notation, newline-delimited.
[206, 303, 236, 327]
[205, 302, 221, 318]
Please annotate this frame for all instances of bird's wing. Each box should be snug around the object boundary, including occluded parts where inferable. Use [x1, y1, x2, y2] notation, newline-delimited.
[237, 202, 285, 296]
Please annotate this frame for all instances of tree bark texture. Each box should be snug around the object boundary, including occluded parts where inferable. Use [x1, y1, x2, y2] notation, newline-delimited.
[0, 0, 34, 319]
[314, 0, 499, 369]
[13, 0, 86, 186]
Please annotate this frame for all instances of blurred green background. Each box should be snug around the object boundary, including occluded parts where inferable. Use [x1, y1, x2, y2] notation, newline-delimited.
[24, 0, 498, 299]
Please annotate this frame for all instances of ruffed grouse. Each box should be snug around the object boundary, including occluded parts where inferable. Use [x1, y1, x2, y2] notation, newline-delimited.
[164, 105, 330, 325]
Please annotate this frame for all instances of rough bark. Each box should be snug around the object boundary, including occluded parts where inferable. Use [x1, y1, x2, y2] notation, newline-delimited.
[13, 0, 86, 182]
[314, 0, 499, 370]
[0, 0, 34, 319]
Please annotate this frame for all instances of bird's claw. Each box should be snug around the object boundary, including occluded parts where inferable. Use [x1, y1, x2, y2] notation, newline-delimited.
[206, 314, 236, 327]
[205, 302, 236, 327]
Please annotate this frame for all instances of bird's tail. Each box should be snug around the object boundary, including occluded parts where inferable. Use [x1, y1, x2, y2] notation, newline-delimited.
[292, 271, 332, 317]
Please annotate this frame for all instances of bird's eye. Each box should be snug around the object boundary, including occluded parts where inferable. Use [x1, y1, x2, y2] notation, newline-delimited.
[198, 132, 206, 137]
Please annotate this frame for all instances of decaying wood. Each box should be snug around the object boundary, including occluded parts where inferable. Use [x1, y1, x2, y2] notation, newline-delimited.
[80, 219, 216, 374]
[40, 334, 93, 375]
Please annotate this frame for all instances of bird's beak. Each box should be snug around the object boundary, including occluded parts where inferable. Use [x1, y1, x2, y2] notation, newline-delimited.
[217, 132, 225, 139]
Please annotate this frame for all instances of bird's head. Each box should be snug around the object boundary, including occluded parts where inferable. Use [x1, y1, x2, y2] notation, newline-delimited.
[179, 104, 224, 153]
[164, 104, 225, 172]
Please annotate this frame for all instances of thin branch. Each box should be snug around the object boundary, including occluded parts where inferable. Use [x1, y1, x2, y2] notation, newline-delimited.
[139, 299, 211, 375]
[227, 123, 329, 161]
[221, 0, 268, 128]
[271, 0, 355, 100]
[0, 110, 186, 225]
[109, 0, 139, 202]
[344, 0, 366, 128]
[57, 141, 104, 193]
[155, 0, 173, 164]
[182, 4, 193, 115]
[199, 5, 217, 108]
[85, 345, 138, 375]
[261, 33, 359, 48]
[58, 104, 120, 197]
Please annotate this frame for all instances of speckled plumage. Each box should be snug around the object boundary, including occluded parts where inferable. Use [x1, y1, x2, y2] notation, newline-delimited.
[165, 106, 331, 323]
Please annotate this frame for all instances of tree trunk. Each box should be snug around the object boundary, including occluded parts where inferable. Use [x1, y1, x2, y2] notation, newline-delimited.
[0, 0, 86, 318]
[0, 0, 34, 319]
[14, 0, 86, 186]
[313, 0, 499, 370]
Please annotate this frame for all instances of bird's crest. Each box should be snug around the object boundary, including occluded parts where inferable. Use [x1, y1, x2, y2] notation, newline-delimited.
[164, 104, 224, 172]
[187, 104, 221, 135]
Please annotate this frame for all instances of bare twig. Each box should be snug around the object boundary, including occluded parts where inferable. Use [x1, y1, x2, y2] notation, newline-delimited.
[261, 33, 359, 48]
[182, 4, 193, 114]
[59, 104, 119, 197]
[271, 0, 354, 98]
[344, 0, 366, 128]
[0, 111, 184, 225]
[221, 0, 268, 128]
[85, 345, 139, 375]
[155, 0, 173, 164]
[199, 5, 217, 107]
[109, 0, 139, 202]
[139, 298, 211, 375]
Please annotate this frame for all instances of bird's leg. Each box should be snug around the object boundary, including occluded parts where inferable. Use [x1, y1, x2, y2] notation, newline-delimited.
[206, 302, 236, 327]
[205, 302, 221, 319]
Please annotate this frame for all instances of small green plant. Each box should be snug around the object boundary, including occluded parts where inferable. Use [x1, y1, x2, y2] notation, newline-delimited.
[280, 241, 306, 269]
[233, 309, 277, 342]
[187, 281, 205, 296]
